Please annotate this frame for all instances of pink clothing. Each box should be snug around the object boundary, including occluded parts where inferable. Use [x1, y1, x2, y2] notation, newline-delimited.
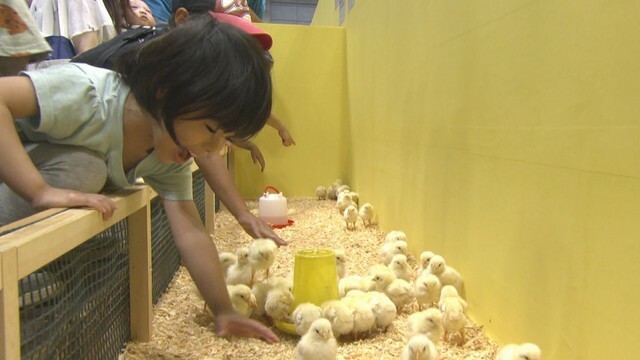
[216, 0, 251, 22]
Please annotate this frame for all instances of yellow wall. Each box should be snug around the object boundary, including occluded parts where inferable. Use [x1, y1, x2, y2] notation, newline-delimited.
[332, 0, 640, 358]
[234, 24, 349, 199]
[237, 1, 640, 357]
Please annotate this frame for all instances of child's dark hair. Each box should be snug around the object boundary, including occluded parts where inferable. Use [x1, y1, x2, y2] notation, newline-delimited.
[115, 14, 272, 141]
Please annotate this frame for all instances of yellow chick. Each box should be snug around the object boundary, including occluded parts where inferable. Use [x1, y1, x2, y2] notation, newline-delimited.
[252, 275, 292, 317]
[415, 251, 436, 278]
[334, 249, 347, 279]
[295, 318, 338, 360]
[384, 230, 407, 243]
[264, 287, 294, 322]
[495, 343, 542, 360]
[385, 278, 415, 314]
[248, 238, 278, 282]
[225, 247, 252, 286]
[440, 296, 468, 345]
[368, 291, 397, 331]
[327, 183, 339, 201]
[336, 190, 355, 213]
[321, 299, 354, 338]
[379, 240, 408, 265]
[388, 254, 413, 281]
[368, 264, 397, 292]
[438, 285, 461, 307]
[427, 255, 464, 297]
[346, 297, 376, 339]
[338, 275, 375, 297]
[401, 335, 438, 360]
[227, 284, 257, 318]
[219, 251, 237, 275]
[406, 308, 444, 347]
[358, 203, 376, 226]
[415, 273, 442, 310]
[292, 302, 324, 336]
[343, 205, 359, 230]
[347, 191, 359, 207]
[315, 185, 327, 200]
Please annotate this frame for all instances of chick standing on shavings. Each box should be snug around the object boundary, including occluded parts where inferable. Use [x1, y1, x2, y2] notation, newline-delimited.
[343, 204, 358, 230]
[384, 230, 407, 243]
[264, 287, 294, 322]
[379, 240, 408, 265]
[227, 284, 257, 318]
[388, 253, 413, 281]
[291, 302, 324, 336]
[368, 263, 397, 292]
[358, 203, 376, 226]
[414, 272, 442, 310]
[315, 185, 327, 200]
[406, 308, 444, 347]
[218, 251, 237, 275]
[426, 255, 465, 298]
[336, 189, 355, 213]
[439, 290, 468, 345]
[225, 247, 252, 286]
[415, 251, 436, 278]
[495, 343, 542, 360]
[248, 238, 278, 283]
[252, 275, 292, 317]
[341, 295, 376, 340]
[295, 318, 338, 360]
[321, 299, 354, 338]
[385, 278, 416, 314]
[401, 334, 439, 360]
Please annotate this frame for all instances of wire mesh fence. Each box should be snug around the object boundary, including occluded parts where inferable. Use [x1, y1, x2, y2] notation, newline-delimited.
[17, 170, 208, 359]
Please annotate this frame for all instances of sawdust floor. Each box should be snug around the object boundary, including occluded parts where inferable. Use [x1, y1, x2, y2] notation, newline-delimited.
[120, 197, 499, 359]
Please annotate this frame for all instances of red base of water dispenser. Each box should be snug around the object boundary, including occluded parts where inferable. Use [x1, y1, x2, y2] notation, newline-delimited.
[270, 219, 295, 229]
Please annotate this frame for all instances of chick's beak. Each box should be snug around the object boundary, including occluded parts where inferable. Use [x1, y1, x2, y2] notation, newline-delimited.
[250, 296, 258, 309]
[322, 329, 329, 341]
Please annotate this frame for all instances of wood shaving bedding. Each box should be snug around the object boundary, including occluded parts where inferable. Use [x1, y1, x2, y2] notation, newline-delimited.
[120, 197, 498, 359]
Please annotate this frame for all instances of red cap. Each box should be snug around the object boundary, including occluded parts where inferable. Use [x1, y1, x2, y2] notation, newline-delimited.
[210, 12, 273, 51]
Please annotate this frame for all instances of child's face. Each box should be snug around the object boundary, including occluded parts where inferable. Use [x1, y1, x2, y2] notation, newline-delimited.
[154, 117, 233, 164]
[124, 0, 156, 27]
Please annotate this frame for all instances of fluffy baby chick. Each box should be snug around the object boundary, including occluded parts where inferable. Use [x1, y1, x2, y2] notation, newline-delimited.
[385, 278, 415, 314]
[339, 275, 375, 297]
[226, 247, 252, 286]
[315, 185, 327, 200]
[334, 249, 347, 279]
[336, 190, 355, 213]
[379, 240, 408, 265]
[248, 238, 278, 283]
[219, 251, 237, 275]
[358, 203, 376, 226]
[401, 335, 438, 360]
[264, 287, 294, 322]
[495, 343, 542, 360]
[347, 191, 359, 207]
[368, 264, 397, 292]
[415, 273, 442, 310]
[427, 255, 464, 297]
[252, 275, 292, 317]
[227, 284, 257, 318]
[438, 285, 462, 307]
[388, 254, 413, 281]
[346, 297, 376, 339]
[295, 318, 338, 360]
[367, 291, 397, 331]
[406, 308, 444, 347]
[440, 296, 468, 345]
[321, 299, 354, 338]
[415, 251, 436, 278]
[384, 230, 407, 243]
[343, 205, 359, 230]
[292, 302, 324, 336]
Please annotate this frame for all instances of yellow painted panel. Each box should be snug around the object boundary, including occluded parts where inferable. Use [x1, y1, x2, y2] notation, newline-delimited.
[234, 24, 349, 199]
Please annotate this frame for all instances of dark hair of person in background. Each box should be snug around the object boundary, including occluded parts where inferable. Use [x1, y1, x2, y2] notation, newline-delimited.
[114, 14, 272, 143]
[103, 0, 132, 33]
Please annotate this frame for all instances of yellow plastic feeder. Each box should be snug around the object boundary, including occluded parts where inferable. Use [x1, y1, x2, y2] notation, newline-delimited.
[274, 248, 340, 335]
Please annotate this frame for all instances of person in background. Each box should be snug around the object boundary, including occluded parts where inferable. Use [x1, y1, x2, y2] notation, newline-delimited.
[29, 0, 117, 59]
[143, 0, 171, 25]
[247, 0, 266, 21]
[0, 14, 282, 342]
[0, 0, 51, 76]
[123, 0, 156, 28]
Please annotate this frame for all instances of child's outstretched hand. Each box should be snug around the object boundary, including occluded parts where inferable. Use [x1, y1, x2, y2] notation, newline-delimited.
[236, 213, 288, 246]
[214, 312, 280, 344]
[33, 187, 117, 220]
[278, 128, 296, 146]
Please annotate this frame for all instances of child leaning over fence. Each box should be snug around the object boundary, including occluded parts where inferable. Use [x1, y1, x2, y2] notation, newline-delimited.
[0, 15, 281, 343]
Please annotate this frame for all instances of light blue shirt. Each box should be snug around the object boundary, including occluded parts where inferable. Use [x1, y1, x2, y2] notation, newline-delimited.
[18, 63, 193, 200]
